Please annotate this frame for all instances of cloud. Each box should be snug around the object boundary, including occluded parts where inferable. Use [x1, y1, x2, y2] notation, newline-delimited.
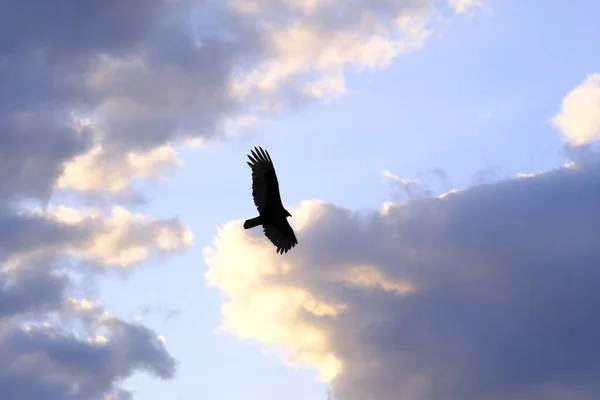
[0, 200, 190, 398]
[381, 170, 433, 200]
[3, 0, 260, 196]
[551, 73, 600, 146]
[0, 258, 177, 400]
[0, 265, 67, 319]
[447, 0, 483, 14]
[1, 205, 192, 270]
[0, 297, 176, 400]
[57, 144, 183, 194]
[382, 168, 454, 200]
[205, 161, 600, 400]
[231, 0, 434, 104]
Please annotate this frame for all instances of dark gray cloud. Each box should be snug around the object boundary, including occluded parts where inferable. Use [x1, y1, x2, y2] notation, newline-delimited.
[90, 28, 255, 150]
[0, 210, 76, 259]
[0, 265, 67, 319]
[0, 257, 176, 400]
[0, 2, 202, 397]
[318, 162, 600, 400]
[0, 207, 187, 398]
[0, 110, 89, 200]
[2, 0, 261, 199]
[0, 315, 175, 400]
[0, 0, 180, 198]
[206, 160, 600, 400]
[0, 0, 172, 57]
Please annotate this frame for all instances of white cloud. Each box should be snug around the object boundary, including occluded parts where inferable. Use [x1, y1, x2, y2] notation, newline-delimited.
[232, 8, 433, 104]
[58, 142, 183, 194]
[3, 205, 193, 270]
[551, 73, 600, 146]
[47, 205, 193, 267]
[516, 161, 577, 180]
[448, 0, 483, 14]
[205, 161, 600, 400]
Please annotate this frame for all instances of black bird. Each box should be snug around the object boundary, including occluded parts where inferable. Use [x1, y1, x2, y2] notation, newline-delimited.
[244, 146, 298, 254]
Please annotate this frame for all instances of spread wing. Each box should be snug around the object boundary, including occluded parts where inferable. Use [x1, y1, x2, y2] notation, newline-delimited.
[263, 220, 298, 254]
[247, 146, 283, 213]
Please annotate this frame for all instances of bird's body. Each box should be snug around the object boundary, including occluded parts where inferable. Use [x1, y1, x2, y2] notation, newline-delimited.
[244, 146, 298, 254]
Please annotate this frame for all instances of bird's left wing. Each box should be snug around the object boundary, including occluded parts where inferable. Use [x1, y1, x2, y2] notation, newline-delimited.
[263, 220, 298, 254]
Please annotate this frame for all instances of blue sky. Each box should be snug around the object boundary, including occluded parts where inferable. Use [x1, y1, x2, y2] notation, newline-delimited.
[3, 0, 600, 399]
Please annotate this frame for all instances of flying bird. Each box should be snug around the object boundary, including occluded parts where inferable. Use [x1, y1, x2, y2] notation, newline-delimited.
[244, 146, 298, 254]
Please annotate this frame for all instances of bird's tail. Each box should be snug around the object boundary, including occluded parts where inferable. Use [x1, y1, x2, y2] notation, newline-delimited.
[243, 216, 262, 229]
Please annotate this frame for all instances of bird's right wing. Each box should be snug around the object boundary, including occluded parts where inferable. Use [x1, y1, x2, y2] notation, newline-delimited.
[247, 146, 281, 213]
[263, 220, 298, 254]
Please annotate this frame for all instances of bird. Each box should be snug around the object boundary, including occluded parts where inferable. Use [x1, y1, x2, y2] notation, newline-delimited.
[244, 146, 298, 254]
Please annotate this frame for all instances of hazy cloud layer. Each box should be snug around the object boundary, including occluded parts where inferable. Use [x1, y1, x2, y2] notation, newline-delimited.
[205, 160, 600, 400]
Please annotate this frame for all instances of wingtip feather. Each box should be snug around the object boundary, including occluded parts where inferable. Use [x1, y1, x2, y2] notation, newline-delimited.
[259, 147, 270, 162]
[248, 146, 274, 166]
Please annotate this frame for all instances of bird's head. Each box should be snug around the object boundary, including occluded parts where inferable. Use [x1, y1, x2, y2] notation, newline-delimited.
[285, 209, 292, 218]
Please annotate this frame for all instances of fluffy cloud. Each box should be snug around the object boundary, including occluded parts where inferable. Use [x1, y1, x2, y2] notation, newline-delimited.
[205, 160, 600, 400]
[0, 243, 179, 400]
[57, 143, 183, 194]
[230, 0, 434, 104]
[0, 201, 191, 399]
[551, 73, 600, 146]
[0, 205, 192, 270]
[0, 296, 176, 400]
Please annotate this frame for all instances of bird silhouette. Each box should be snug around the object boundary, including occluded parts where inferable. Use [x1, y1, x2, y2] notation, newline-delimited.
[244, 146, 298, 254]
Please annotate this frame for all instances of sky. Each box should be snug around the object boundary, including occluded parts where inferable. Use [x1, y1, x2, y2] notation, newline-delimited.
[2, 0, 600, 399]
